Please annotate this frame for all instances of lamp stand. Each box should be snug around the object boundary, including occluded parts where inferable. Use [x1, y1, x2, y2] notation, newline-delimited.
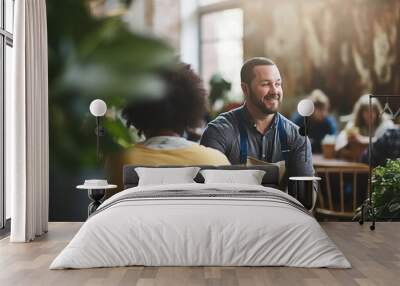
[87, 189, 106, 216]
[303, 116, 309, 162]
[94, 116, 105, 162]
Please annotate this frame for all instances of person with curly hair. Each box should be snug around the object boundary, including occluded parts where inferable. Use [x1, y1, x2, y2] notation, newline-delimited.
[106, 63, 230, 195]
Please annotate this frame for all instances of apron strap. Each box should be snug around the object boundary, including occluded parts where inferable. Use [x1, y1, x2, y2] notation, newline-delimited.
[277, 115, 290, 169]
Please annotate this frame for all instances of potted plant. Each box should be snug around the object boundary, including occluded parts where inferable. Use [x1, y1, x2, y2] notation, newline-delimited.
[354, 158, 400, 221]
[371, 159, 400, 219]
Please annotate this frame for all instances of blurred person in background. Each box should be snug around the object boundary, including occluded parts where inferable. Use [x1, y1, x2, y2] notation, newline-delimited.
[106, 63, 230, 196]
[291, 89, 336, 153]
[335, 94, 394, 161]
[361, 126, 400, 167]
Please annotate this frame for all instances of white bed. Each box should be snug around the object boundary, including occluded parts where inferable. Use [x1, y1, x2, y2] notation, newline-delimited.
[50, 183, 351, 269]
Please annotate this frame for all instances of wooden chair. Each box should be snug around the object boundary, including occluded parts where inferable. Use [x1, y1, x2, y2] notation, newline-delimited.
[314, 164, 369, 219]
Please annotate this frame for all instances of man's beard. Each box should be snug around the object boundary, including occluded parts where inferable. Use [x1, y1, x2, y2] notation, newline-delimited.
[248, 89, 282, 115]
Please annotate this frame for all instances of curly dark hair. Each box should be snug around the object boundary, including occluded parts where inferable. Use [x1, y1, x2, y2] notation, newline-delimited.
[122, 64, 207, 137]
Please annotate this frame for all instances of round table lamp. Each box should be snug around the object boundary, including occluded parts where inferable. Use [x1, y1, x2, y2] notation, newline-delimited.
[297, 99, 314, 117]
[90, 99, 107, 117]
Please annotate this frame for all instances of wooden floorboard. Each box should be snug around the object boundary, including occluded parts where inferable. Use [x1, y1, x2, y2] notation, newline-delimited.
[0, 222, 399, 286]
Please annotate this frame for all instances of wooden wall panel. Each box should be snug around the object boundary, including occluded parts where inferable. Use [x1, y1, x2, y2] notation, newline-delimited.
[243, 0, 400, 114]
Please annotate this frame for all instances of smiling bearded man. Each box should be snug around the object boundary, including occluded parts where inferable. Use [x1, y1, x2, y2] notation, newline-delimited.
[200, 57, 314, 184]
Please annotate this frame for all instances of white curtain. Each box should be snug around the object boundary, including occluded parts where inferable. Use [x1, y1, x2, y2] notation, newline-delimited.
[7, 0, 49, 242]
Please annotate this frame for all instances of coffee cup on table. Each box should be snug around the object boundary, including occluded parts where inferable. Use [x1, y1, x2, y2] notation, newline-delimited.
[321, 135, 336, 159]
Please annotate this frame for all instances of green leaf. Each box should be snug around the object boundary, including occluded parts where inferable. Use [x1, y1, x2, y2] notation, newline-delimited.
[103, 117, 132, 146]
[370, 159, 400, 219]
[78, 19, 175, 71]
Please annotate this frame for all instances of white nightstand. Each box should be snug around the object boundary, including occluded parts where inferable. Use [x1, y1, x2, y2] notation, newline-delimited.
[77, 180, 117, 217]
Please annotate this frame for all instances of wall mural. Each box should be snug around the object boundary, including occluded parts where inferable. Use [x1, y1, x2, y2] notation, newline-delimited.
[48, 0, 400, 221]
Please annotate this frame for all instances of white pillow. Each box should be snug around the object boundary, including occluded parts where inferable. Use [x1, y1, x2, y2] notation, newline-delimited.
[200, 169, 266, 185]
[135, 167, 200, 186]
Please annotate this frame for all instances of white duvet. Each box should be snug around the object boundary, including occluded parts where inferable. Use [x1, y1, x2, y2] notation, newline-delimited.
[50, 183, 351, 269]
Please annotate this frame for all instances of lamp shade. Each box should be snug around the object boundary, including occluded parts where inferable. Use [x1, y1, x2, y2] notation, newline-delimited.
[89, 99, 107, 117]
[297, 99, 314, 117]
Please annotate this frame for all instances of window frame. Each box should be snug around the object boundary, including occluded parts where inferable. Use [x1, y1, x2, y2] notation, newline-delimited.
[197, 0, 240, 15]
[198, 0, 243, 99]
[0, 0, 14, 230]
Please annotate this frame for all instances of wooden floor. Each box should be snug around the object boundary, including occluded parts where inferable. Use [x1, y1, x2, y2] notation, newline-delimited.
[0, 222, 399, 286]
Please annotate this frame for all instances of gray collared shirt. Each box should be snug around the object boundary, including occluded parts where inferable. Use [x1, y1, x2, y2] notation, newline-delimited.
[200, 105, 314, 178]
